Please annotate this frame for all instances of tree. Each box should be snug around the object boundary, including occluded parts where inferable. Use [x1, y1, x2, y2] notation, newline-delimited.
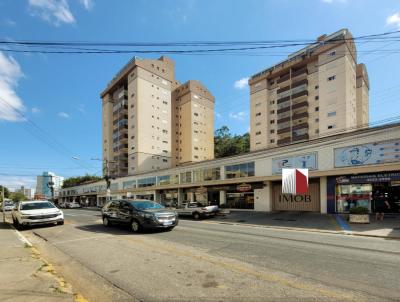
[214, 126, 250, 158]
[0, 185, 10, 202]
[62, 174, 103, 188]
[10, 192, 27, 202]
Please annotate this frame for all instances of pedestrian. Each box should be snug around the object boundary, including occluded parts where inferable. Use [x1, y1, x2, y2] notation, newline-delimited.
[375, 198, 390, 221]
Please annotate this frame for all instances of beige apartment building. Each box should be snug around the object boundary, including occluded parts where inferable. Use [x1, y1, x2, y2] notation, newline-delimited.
[101, 56, 214, 177]
[249, 29, 369, 151]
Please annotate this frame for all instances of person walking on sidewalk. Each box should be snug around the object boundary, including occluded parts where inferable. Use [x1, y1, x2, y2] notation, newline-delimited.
[375, 198, 390, 221]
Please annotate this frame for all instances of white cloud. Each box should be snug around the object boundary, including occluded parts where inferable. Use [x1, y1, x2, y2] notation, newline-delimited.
[31, 107, 41, 114]
[58, 112, 69, 118]
[78, 0, 93, 10]
[0, 52, 25, 122]
[234, 77, 249, 90]
[0, 175, 36, 190]
[76, 104, 85, 113]
[4, 19, 16, 26]
[215, 111, 222, 119]
[229, 111, 246, 121]
[387, 12, 400, 28]
[28, 0, 75, 26]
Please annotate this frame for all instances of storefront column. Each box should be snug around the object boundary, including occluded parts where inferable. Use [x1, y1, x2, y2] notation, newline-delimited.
[154, 191, 161, 203]
[254, 181, 272, 212]
[219, 190, 226, 206]
[177, 188, 184, 206]
[189, 192, 194, 202]
[320, 176, 327, 214]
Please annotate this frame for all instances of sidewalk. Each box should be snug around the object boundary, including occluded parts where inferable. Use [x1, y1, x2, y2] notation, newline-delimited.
[0, 222, 79, 301]
[213, 211, 400, 239]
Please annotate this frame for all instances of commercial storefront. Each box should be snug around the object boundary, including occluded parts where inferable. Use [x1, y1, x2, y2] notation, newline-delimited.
[328, 172, 400, 213]
[272, 179, 320, 212]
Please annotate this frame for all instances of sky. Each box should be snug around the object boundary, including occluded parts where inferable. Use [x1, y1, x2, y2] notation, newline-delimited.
[1, 0, 400, 190]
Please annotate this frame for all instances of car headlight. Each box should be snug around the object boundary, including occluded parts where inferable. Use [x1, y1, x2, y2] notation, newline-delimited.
[139, 212, 154, 219]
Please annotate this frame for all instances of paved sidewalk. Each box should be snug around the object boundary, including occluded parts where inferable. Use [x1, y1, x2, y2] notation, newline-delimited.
[0, 222, 80, 302]
[213, 211, 400, 239]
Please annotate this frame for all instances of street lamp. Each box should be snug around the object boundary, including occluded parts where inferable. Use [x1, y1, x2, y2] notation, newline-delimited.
[91, 158, 116, 202]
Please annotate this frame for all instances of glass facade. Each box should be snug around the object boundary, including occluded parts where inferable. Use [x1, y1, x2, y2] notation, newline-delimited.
[180, 171, 192, 184]
[225, 162, 255, 179]
[158, 175, 179, 186]
[193, 168, 221, 182]
[336, 184, 372, 213]
[137, 177, 156, 188]
[123, 180, 136, 189]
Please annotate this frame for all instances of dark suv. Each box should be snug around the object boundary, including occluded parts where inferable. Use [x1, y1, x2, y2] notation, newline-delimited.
[101, 199, 178, 232]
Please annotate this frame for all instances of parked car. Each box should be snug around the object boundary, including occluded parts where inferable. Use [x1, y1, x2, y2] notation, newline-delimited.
[102, 199, 178, 232]
[12, 200, 64, 230]
[66, 201, 81, 208]
[175, 202, 219, 220]
[1, 201, 15, 211]
[58, 200, 66, 208]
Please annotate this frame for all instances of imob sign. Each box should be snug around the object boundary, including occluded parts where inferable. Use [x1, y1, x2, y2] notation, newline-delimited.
[282, 169, 309, 194]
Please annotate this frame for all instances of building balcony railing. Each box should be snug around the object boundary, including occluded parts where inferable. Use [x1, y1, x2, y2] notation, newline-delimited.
[291, 100, 308, 110]
[291, 78, 308, 89]
[292, 134, 309, 141]
[277, 73, 290, 84]
[277, 116, 291, 124]
[277, 137, 292, 145]
[292, 122, 309, 131]
[277, 127, 291, 134]
[291, 67, 308, 78]
[277, 95, 290, 104]
[277, 106, 291, 114]
[277, 85, 290, 94]
[291, 90, 308, 100]
[292, 112, 309, 120]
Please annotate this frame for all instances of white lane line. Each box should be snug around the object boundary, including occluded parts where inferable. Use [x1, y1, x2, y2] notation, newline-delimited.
[10, 225, 33, 247]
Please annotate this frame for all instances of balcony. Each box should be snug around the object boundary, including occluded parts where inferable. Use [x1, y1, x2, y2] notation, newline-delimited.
[292, 122, 309, 131]
[291, 67, 307, 78]
[277, 85, 290, 94]
[291, 101, 308, 110]
[291, 90, 308, 100]
[277, 127, 291, 134]
[277, 106, 291, 114]
[291, 78, 308, 89]
[292, 134, 309, 142]
[277, 137, 292, 145]
[277, 95, 290, 104]
[277, 116, 290, 124]
[277, 73, 290, 84]
[292, 112, 309, 120]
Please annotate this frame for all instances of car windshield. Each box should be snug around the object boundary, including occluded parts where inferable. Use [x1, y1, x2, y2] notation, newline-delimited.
[21, 202, 55, 210]
[129, 201, 164, 210]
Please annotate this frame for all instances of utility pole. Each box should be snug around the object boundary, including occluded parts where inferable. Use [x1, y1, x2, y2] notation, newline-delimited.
[2, 186, 5, 224]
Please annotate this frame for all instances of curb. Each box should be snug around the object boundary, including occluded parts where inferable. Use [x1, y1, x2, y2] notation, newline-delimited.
[202, 220, 400, 240]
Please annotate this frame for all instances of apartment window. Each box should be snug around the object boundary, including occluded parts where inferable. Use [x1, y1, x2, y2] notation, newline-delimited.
[255, 131, 261, 135]
[225, 162, 255, 179]
[162, 159, 168, 163]
[315, 118, 319, 122]
[194, 130, 198, 133]
[315, 85, 319, 90]
[329, 50, 336, 56]
[270, 100, 275, 105]
[315, 96, 319, 100]
[255, 112, 261, 117]
[315, 107, 319, 112]
[270, 120, 275, 124]
[256, 142, 261, 145]
[162, 141, 168, 144]
[194, 147, 199, 150]
[270, 139, 275, 143]
[327, 111, 336, 117]
[270, 110, 275, 114]
[327, 75, 336, 81]
[194, 155, 199, 159]
[255, 122, 261, 126]
[194, 113, 199, 116]
[255, 102, 261, 107]
[163, 101, 168, 105]
[162, 150, 168, 153]
[270, 129, 275, 134]
[315, 129, 319, 134]
[328, 124, 336, 129]
[162, 129, 168, 134]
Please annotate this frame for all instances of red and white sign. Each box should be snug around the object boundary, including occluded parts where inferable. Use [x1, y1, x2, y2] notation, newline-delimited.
[282, 168, 308, 194]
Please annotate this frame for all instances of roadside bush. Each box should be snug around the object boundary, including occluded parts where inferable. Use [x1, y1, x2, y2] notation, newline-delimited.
[349, 206, 369, 215]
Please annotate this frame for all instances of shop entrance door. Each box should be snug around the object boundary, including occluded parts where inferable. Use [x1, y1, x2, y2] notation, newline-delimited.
[372, 183, 400, 213]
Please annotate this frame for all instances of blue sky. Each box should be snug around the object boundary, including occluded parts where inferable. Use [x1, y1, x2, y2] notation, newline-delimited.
[1, 0, 400, 189]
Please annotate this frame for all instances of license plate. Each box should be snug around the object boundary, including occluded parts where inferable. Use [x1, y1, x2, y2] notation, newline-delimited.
[163, 221, 173, 226]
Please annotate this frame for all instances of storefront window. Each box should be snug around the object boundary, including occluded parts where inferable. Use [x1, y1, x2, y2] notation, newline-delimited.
[193, 168, 221, 182]
[123, 180, 136, 189]
[226, 192, 254, 209]
[158, 175, 179, 186]
[137, 177, 156, 188]
[110, 183, 119, 191]
[180, 171, 192, 184]
[336, 184, 372, 213]
[225, 162, 255, 179]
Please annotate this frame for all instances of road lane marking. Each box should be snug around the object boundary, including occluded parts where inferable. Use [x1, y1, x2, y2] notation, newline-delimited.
[119, 236, 359, 301]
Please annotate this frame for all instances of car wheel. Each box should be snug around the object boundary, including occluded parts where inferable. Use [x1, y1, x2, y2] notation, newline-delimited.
[12, 217, 17, 227]
[131, 219, 141, 233]
[103, 217, 111, 227]
[15, 219, 23, 230]
[165, 227, 174, 232]
[193, 212, 200, 220]
[57, 220, 64, 225]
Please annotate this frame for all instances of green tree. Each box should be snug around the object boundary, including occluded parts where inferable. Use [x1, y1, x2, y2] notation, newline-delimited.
[62, 174, 103, 188]
[10, 192, 27, 202]
[214, 126, 250, 158]
[0, 185, 10, 202]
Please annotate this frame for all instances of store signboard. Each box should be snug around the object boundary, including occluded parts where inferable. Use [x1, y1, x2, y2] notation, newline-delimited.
[336, 172, 400, 184]
[272, 153, 317, 174]
[334, 139, 400, 168]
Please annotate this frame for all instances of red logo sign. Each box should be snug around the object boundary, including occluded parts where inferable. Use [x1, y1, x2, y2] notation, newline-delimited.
[282, 169, 308, 194]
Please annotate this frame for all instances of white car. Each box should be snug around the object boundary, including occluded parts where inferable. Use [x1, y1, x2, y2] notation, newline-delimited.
[66, 201, 81, 208]
[12, 200, 64, 230]
[1, 201, 15, 211]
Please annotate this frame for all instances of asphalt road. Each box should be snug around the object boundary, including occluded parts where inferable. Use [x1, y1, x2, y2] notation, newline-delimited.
[18, 209, 400, 301]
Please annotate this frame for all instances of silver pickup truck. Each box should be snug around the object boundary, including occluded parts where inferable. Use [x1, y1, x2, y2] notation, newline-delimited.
[175, 202, 219, 220]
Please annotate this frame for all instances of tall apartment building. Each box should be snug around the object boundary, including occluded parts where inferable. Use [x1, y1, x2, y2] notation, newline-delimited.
[15, 186, 34, 199]
[101, 56, 214, 177]
[36, 171, 64, 199]
[249, 29, 369, 151]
